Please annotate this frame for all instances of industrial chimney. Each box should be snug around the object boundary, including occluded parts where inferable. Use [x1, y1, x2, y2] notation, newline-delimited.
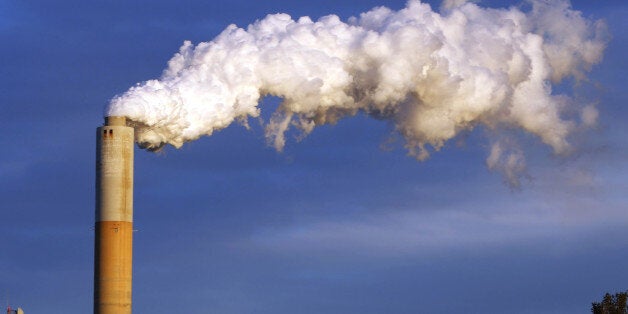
[95, 116, 134, 314]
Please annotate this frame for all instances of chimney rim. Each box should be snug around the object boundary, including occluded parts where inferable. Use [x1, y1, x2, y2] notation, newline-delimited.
[105, 116, 127, 126]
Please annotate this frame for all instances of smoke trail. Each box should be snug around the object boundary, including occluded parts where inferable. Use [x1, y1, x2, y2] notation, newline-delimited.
[107, 0, 607, 185]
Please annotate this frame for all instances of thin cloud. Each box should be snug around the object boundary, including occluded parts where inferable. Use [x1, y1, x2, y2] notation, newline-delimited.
[246, 174, 628, 258]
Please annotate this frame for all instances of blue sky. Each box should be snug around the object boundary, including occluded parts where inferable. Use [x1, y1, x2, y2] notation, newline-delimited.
[1, 0, 627, 313]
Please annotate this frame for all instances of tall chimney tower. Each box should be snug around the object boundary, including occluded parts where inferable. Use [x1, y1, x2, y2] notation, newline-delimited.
[95, 116, 134, 314]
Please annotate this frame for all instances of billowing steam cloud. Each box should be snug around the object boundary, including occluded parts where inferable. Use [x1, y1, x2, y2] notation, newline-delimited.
[107, 0, 607, 186]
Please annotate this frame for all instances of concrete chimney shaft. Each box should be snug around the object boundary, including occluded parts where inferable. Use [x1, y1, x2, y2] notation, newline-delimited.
[95, 116, 133, 314]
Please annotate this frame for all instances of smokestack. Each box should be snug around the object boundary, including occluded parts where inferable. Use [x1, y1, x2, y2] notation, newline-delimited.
[95, 116, 134, 314]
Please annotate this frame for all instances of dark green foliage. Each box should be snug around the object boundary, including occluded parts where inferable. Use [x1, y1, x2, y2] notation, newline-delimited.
[592, 291, 628, 314]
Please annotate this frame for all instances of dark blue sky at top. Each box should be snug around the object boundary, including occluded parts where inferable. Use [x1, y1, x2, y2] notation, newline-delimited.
[1, 0, 627, 313]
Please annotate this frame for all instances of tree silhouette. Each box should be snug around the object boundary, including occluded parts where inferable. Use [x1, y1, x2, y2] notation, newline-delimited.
[592, 291, 628, 314]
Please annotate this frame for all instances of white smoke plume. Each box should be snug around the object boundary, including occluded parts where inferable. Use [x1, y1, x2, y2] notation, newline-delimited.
[107, 0, 607, 185]
[486, 139, 527, 188]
